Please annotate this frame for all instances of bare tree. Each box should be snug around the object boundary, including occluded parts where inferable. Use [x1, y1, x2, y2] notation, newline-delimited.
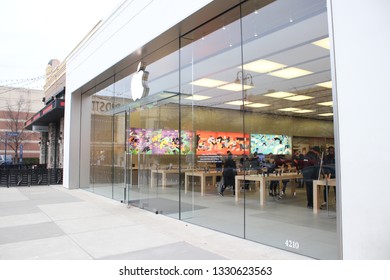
[0, 95, 32, 163]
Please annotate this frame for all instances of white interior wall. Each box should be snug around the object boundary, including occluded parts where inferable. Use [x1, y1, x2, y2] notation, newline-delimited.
[329, 0, 390, 259]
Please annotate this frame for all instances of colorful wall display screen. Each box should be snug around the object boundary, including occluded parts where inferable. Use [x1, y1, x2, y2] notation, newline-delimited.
[250, 134, 292, 155]
[127, 128, 193, 155]
[196, 131, 249, 155]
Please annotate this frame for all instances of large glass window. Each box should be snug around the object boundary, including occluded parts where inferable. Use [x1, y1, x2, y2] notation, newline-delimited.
[82, 0, 337, 259]
[179, 0, 336, 259]
[241, 0, 336, 259]
[179, 6, 245, 237]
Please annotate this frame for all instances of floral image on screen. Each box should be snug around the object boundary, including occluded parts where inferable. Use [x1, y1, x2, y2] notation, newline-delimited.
[127, 128, 193, 155]
[128, 128, 154, 154]
[196, 131, 249, 155]
[250, 134, 292, 155]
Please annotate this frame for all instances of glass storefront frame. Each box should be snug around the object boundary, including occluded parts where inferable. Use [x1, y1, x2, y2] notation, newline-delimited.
[80, 0, 339, 260]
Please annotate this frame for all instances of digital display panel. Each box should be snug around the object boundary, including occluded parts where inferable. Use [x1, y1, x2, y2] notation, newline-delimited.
[196, 131, 249, 155]
[250, 134, 292, 155]
[127, 128, 193, 155]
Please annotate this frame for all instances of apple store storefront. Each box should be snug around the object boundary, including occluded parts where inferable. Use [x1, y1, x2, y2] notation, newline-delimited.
[64, 0, 390, 259]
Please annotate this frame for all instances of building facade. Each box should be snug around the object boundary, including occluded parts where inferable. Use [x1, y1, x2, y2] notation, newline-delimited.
[24, 59, 65, 170]
[63, 0, 390, 259]
[0, 86, 43, 163]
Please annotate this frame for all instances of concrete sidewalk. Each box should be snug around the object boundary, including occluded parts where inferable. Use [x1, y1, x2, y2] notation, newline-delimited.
[0, 185, 311, 260]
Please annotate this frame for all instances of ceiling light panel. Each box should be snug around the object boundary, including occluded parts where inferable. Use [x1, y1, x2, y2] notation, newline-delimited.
[242, 59, 286, 73]
[316, 81, 332, 88]
[317, 101, 333, 106]
[225, 100, 253, 106]
[284, 95, 314, 101]
[318, 113, 333, 116]
[312, 38, 330, 49]
[278, 107, 300, 112]
[293, 109, 315, 113]
[218, 83, 254, 91]
[190, 78, 227, 87]
[264, 91, 296, 98]
[269, 67, 313, 79]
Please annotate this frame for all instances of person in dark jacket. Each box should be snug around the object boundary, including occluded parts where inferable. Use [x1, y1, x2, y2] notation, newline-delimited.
[219, 151, 237, 196]
[302, 146, 321, 208]
[321, 146, 336, 208]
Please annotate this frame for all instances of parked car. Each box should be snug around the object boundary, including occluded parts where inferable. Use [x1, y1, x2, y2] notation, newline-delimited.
[0, 155, 13, 165]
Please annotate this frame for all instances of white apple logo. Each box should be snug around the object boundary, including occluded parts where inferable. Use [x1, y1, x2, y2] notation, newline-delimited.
[131, 62, 149, 100]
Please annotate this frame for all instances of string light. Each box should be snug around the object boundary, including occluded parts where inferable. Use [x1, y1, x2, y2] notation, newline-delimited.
[0, 75, 45, 94]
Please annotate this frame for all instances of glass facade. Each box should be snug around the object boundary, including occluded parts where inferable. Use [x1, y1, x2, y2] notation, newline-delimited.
[82, 0, 337, 259]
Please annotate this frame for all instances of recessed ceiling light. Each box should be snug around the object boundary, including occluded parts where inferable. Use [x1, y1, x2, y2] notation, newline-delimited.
[225, 100, 253, 106]
[264, 91, 296, 98]
[185, 95, 211, 101]
[218, 83, 254, 91]
[312, 38, 330, 49]
[242, 59, 286, 73]
[293, 109, 315, 113]
[317, 101, 333, 106]
[269, 67, 313, 79]
[246, 103, 271, 108]
[284, 95, 314, 101]
[278, 107, 300, 112]
[318, 113, 334, 116]
[190, 78, 227, 87]
[316, 81, 332, 88]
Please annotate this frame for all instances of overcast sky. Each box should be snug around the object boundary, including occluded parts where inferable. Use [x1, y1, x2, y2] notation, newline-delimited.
[0, 0, 123, 90]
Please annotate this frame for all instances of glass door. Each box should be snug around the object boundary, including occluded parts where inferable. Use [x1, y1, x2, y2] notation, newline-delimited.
[125, 93, 181, 217]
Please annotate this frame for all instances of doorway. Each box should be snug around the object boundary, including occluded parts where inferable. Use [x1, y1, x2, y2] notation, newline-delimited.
[121, 92, 183, 217]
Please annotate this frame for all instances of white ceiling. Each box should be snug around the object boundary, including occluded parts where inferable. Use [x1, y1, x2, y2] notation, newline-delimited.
[108, 0, 333, 121]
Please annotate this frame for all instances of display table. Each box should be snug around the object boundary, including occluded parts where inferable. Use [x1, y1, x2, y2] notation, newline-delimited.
[184, 171, 222, 196]
[150, 169, 189, 188]
[312, 178, 336, 214]
[235, 173, 303, 206]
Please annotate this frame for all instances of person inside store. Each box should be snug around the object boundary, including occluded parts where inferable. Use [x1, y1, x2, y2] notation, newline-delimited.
[264, 153, 279, 197]
[301, 146, 321, 209]
[292, 150, 304, 187]
[219, 151, 237, 196]
[250, 152, 261, 174]
[268, 155, 289, 198]
[324, 146, 335, 165]
[215, 153, 223, 189]
[239, 154, 251, 190]
[321, 146, 336, 209]
[279, 163, 290, 197]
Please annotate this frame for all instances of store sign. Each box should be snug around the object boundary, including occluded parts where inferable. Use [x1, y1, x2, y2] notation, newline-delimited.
[91, 101, 120, 113]
[130, 62, 149, 100]
[32, 125, 49, 132]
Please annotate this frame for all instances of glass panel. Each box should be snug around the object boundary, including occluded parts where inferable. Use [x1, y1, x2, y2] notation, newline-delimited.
[180, 6, 245, 237]
[241, 0, 337, 259]
[82, 0, 337, 260]
[112, 111, 126, 201]
[117, 43, 182, 217]
[89, 84, 115, 198]
[112, 76, 132, 202]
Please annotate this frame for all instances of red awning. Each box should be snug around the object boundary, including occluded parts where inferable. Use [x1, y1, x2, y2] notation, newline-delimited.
[24, 98, 65, 130]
